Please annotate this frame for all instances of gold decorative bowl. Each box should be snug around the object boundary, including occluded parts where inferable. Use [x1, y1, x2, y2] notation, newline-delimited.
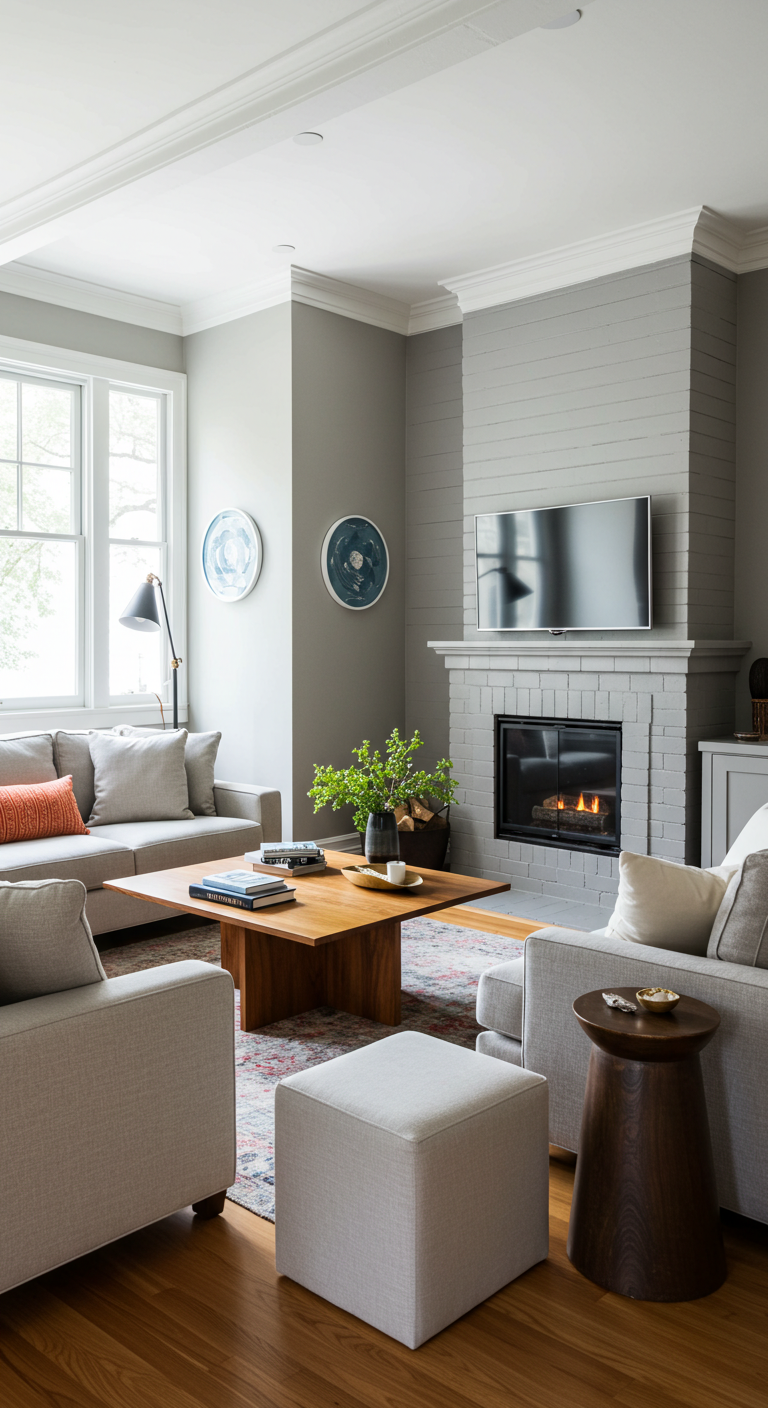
[341, 863, 423, 891]
[636, 987, 681, 1014]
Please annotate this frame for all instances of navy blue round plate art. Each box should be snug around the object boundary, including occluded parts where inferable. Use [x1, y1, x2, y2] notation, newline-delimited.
[321, 516, 389, 610]
[201, 509, 263, 601]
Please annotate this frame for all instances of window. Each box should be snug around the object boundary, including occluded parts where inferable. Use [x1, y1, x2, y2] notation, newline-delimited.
[0, 341, 185, 727]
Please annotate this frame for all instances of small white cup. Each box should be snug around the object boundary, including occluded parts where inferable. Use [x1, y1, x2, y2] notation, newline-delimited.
[387, 861, 407, 885]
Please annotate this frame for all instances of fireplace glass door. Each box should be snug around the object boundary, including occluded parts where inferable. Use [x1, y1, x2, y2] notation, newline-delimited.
[496, 717, 621, 854]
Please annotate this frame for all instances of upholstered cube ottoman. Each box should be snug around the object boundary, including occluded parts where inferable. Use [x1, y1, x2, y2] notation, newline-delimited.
[274, 1030, 549, 1349]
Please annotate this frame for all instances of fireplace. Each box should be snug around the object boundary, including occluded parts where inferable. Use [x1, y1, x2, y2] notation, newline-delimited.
[495, 717, 622, 855]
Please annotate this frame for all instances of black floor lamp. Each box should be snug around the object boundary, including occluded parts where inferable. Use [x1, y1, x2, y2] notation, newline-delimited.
[119, 573, 182, 729]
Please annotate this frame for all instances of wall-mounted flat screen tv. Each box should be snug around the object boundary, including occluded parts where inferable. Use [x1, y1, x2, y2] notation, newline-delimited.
[475, 495, 651, 632]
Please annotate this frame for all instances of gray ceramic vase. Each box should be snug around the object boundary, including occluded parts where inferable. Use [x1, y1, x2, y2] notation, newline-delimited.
[364, 811, 400, 864]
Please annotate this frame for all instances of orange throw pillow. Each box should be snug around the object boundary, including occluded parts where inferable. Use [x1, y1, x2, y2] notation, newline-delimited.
[0, 775, 89, 843]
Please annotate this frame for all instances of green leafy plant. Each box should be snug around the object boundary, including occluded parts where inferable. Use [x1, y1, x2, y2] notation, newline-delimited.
[309, 728, 458, 834]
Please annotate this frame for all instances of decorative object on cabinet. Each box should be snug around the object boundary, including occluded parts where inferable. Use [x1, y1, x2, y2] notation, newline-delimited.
[321, 515, 388, 610]
[201, 508, 262, 602]
[749, 658, 768, 738]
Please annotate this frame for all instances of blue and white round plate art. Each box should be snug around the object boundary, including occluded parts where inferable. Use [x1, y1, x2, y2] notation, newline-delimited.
[321, 515, 389, 610]
[201, 509, 263, 602]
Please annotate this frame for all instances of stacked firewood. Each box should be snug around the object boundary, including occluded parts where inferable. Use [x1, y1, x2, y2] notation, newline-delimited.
[394, 798, 449, 833]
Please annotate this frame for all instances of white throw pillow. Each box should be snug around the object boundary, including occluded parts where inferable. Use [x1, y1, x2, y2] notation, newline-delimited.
[87, 729, 193, 826]
[605, 851, 736, 956]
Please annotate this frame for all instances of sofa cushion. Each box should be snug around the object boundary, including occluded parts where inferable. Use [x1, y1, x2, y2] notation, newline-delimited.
[88, 730, 193, 826]
[605, 850, 733, 957]
[0, 775, 89, 844]
[0, 834, 134, 890]
[112, 725, 221, 816]
[52, 730, 95, 822]
[708, 850, 768, 967]
[476, 956, 525, 1042]
[0, 878, 105, 1006]
[0, 733, 56, 786]
[89, 816, 262, 874]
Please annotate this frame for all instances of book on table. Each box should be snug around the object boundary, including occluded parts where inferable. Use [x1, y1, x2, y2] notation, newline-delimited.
[201, 869, 286, 895]
[245, 848, 325, 874]
[188, 883, 296, 911]
[259, 842, 324, 860]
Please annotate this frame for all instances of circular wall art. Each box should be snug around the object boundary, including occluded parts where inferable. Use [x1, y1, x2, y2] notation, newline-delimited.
[321, 515, 389, 610]
[201, 508, 263, 602]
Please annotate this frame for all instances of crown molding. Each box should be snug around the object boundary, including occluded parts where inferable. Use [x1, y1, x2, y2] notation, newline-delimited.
[440, 206, 768, 314]
[181, 266, 411, 336]
[290, 267, 410, 334]
[440, 208, 704, 312]
[181, 271, 291, 336]
[0, 0, 577, 265]
[0, 260, 182, 335]
[408, 292, 462, 335]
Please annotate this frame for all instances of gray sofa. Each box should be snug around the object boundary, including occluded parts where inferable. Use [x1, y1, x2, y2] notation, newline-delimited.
[0, 730, 281, 935]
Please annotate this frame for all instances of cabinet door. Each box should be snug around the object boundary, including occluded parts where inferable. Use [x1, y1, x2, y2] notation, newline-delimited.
[710, 753, 768, 865]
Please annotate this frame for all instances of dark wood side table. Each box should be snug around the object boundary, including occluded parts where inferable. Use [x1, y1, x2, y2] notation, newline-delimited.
[567, 987, 726, 1302]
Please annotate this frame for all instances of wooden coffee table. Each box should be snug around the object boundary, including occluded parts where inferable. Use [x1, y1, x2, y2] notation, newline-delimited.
[104, 850, 509, 1031]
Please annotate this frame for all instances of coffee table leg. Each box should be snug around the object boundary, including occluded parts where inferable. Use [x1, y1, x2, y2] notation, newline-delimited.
[220, 922, 321, 1032]
[321, 920, 401, 1026]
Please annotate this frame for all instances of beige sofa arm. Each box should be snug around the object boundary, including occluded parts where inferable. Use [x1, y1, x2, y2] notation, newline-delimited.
[214, 780, 281, 841]
[0, 961, 235, 1295]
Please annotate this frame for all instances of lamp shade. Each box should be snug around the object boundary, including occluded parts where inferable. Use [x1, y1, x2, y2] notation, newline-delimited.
[119, 579, 161, 633]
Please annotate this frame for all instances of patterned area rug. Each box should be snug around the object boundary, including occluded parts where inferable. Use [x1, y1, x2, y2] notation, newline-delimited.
[101, 918, 524, 1222]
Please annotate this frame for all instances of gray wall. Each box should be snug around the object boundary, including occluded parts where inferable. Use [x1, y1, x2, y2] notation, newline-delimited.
[0, 290, 184, 371]
[689, 258, 737, 640]
[734, 267, 768, 727]
[291, 302, 406, 840]
[185, 304, 294, 823]
[461, 256, 700, 642]
[404, 324, 463, 771]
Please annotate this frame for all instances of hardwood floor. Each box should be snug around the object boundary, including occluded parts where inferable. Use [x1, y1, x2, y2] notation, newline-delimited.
[1, 1161, 767, 1408]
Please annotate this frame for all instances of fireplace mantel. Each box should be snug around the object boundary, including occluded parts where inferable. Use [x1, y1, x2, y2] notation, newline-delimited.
[429, 639, 750, 664]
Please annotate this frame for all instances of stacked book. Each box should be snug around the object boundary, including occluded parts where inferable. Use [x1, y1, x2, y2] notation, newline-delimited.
[189, 869, 296, 910]
[246, 841, 326, 875]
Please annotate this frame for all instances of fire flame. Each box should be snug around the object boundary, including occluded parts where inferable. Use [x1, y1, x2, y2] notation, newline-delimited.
[558, 793, 602, 813]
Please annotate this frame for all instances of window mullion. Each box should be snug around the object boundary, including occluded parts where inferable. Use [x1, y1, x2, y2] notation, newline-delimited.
[90, 379, 110, 709]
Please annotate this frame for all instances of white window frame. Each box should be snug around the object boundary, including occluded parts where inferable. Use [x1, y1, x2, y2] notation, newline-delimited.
[0, 333, 186, 731]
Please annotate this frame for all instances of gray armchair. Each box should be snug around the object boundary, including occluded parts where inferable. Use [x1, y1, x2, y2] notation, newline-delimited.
[0, 880, 235, 1294]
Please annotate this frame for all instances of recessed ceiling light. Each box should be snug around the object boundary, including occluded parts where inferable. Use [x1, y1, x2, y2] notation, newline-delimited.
[294, 131, 323, 145]
[272, 244, 295, 254]
[542, 9, 581, 28]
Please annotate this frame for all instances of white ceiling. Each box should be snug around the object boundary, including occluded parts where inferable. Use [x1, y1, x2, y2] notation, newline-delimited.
[3, 0, 768, 331]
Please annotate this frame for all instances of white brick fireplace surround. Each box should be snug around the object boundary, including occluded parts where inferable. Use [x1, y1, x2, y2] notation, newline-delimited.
[430, 639, 749, 913]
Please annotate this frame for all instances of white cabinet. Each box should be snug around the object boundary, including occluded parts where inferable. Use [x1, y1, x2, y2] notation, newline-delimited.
[700, 739, 768, 866]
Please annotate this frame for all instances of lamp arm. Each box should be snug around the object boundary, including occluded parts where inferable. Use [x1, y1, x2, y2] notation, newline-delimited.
[147, 574, 182, 730]
[147, 574, 180, 665]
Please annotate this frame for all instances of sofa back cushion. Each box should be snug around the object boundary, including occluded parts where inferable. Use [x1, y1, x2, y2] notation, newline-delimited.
[88, 729, 193, 825]
[52, 731, 95, 822]
[606, 850, 733, 956]
[0, 878, 105, 1005]
[0, 733, 56, 786]
[708, 850, 768, 966]
[111, 725, 220, 816]
[0, 776, 89, 844]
